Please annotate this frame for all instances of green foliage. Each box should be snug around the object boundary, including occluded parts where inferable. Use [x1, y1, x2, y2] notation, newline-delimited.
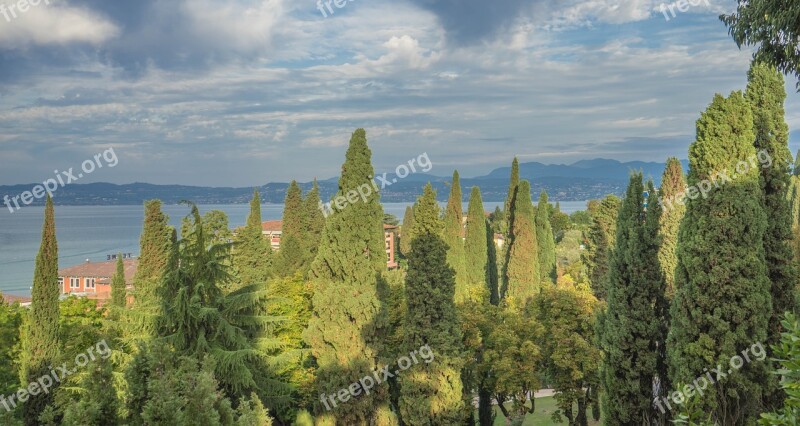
[157, 204, 289, 409]
[232, 190, 273, 292]
[304, 129, 391, 424]
[537, 277, 601, 426]
[399, 183, 465, 424]
[0, 295, 22, 398]
[301, 180, 326, 276]
[111, 254, 127, 310]
[569, 209, 592, 228]
[658, 157, 686, 300]
[235, 393, 273, 426]
[464, 186, 489, 302]
[400, 205, 415, 257]
[759, 313, 800, 425]
[503, 180, 539, 308]
[668, 92, 772, 424]
[182, 210, 233, 247]
[23, 195, 59, 425]
[443, 170, 468, 303]
[503, 157, 520, 237]
[601, 174, 669, 425]
[722, 4, 800, 88]
[134, 200, 173, 305]
[279, 181, 305, 277]
[582, 195, 621, 300]
[535, 191, 557, 284]
[549, 201, 571, 241]
[746, 64, 799, 402]
[62, 355, 119, 426]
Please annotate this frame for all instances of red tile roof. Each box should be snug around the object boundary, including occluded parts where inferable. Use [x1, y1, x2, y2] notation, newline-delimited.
[262, 220, 283, 232]
[59, 259, 138, 285]
[2, 294, 31, 305]
[384, 224, 398, 230]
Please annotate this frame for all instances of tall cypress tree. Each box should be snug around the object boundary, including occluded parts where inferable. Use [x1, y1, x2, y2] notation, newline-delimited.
[535, 191, 557, 284]
[304, 129, 392, 424]
[399, 183, 465, 424]
[111, 254, 126, 310]
[658, 158, 686, 300]
[464, 186, 489, 301]
[400, 205, 415, 257]
[601, 175, 668, 425]
[444, 170, 468, 302]
[23, 195, 59, 425]
[301, 179, 325, 275]
[503, 180, 539, 307]
[503, 157, 520, 237]
[667, 92, 772, 423]
[279, 181, 304, 277]
[232, 190, 272, 291]
[582, 195, 621, 300]
[134, 200, 172, 305]
[745, 63, 799, 366]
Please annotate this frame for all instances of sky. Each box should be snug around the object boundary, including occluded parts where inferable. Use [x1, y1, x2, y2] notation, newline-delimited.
[0, 0, 797, 186]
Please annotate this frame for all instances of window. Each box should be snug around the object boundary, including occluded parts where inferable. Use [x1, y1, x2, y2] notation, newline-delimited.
[58, 277, 64, 288]
[86, 278, 96, 289]
[70, 278, 80, 289]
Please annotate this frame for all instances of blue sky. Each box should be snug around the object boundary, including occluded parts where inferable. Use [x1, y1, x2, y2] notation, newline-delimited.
[0, 0, 797, 186]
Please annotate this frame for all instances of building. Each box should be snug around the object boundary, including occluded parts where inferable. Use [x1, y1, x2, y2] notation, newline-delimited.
[1, 294, 31, 307]
[261, 220, 283, 251]
[263, 220, 398, 269]
[59, 257, 138, 303]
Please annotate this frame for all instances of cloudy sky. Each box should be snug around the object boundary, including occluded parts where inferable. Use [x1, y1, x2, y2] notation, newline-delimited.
[0, 0, 797, 186]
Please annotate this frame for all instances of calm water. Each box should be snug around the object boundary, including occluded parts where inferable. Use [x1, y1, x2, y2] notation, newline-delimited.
[0, 201, 588, 296]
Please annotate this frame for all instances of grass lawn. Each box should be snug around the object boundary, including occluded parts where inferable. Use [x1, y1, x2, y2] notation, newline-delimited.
[479, 396, 601, 425]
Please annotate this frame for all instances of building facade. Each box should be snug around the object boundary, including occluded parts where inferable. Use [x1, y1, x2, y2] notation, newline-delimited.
[59, 257, 138, 303]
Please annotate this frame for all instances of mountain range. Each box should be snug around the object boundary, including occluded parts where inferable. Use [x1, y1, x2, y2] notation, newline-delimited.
[0, 158, 688, 206]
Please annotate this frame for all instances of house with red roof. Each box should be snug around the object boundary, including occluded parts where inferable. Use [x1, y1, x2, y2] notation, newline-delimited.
[59, 257, 137, 304]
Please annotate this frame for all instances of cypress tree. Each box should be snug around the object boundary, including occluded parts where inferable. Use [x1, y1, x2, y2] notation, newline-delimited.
[23, 195, 59, 425]
[535, 191, 557, 284]
[400, 205, 415, 257]
[134, 200, 172, 305]
[464, 186, 489, 301]
[503, 157, 520, 236]
[658, 158, 686, 299]
[232, 190, 272, 291]
[304, 129, 391, 424]
[111, 254, 126, 310]
[399, 183, 465, 424]
[745, 62, 799, 365]
[503, 180, 539, 307]
[601, 175, 668, 425]
[582, 195, 621, 300]
[301, 179, 325, 275]
[444, 170, 468, 302]
[667, 92, 771, 423]
[279, 181, 305, 277]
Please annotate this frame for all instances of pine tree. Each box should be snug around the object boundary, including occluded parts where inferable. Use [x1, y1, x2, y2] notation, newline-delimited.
[23, 195, 59, 425]
[601, 175, 669, 425]
[464, 186, 489, 301]
[279, 181, 305, 277]
[503, 180, 539, 307]
[746, 62, 799, 359]
[304, 129, 391, 424]
[301, 179, 325, 275]
[444, 170, 468, 302]
[667, 92, 772, 423]
[535, 191, 557, 284]
[503, 157, 520, 237]
[134, 200, 172, 305]
[111, 253, 126, 310]
[582, 195, 621, 300]
[399, 183, 465, 424]
[232, 190, 272, 292]
[400, 205, 415, 257]
[658, 158, 686, 299]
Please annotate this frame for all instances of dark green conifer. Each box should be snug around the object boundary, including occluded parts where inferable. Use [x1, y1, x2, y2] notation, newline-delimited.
[400, 205, 415, 257]
[658, 158, 686, 299]
[444, 170, 468, 302]
[279, 181, 305, 276]
[535, 191, 557, 284]
[232, 190, 272, 291]
[464, 186, 488, 301]
[301, 179, 325, 274]
[582, 195, 621, 300]
[134, 200, 172, 305]
[111, 254, 126, 310]
[503, 180, 539, 307]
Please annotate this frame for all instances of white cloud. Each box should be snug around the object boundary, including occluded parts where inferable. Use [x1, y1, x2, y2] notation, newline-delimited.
[0, 1, 119, 47]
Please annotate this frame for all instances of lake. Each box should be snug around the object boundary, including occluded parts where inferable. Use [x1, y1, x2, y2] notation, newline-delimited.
[0, 201, 589, 296]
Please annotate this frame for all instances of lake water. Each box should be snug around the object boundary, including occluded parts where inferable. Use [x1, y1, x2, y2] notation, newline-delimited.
[0, 201, 588, 296]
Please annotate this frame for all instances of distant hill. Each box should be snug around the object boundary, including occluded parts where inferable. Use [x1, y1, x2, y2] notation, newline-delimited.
[0, 158, 687, 206]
